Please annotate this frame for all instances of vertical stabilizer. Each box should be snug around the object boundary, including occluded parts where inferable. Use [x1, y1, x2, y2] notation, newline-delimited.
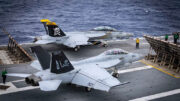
[51, 51, 74, 74]
[40, 19, 66, 37]
[30, 46, 50, 70]
[40, 19, 51, 35]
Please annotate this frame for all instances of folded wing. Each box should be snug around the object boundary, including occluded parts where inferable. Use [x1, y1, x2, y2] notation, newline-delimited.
[62, 35, 89, 48]
[71, 66, 121, 92]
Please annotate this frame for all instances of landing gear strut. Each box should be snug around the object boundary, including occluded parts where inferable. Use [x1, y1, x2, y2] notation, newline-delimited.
[74, 47, 78, 51]
[112, 68, 119, 78]
[74, 46, 80, 51]
[100, 41, 108, 47]
[112, 73, 119, 78]
[85, 87, 92, 92]
[103, 44, 108, 47]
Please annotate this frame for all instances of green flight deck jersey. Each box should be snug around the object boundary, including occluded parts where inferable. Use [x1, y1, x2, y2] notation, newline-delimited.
[174, 34, 179, 39]
[165, 35, 168, 39]
[1, 70, 7, 76]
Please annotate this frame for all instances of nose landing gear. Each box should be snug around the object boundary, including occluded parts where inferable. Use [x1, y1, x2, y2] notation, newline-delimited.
[74, 46, 80, 51]
[112, 73, 119, 78]
[112, 68, 119, 78]
[85, 87, 92, 92]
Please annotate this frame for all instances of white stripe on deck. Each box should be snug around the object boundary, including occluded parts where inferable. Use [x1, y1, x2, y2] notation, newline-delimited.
[118, 66, 152, 74]
[11, 79, 25, 83]
[0, 80, 39, 95]
[129, 89, 180, 101]
[141, 43, 149, 45]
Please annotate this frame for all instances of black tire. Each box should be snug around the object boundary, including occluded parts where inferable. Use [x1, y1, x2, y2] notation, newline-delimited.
[115, 73, 119, 78]
[31, 79, 39, 86]
[33, 38, 38, 43]
[25, 78, 31, 84]
[112, 73, 119, 78]
[103, 44, 108, 47]
[31, 79, 35, 86]
[35, 82, 39, 86]
[85, 87, 92, 92]
[74, 47, 78, 51]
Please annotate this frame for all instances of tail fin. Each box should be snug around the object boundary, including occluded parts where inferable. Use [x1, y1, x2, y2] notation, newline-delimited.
[30, 46, 51, 70]
[50, 51, 74, 74]
[40, 19, 66, 37]
[40, 19, 51, 36]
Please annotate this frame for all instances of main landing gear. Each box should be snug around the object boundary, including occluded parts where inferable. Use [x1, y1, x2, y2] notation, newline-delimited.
[66, 83, 92, 92]
[74, 46, 80, 51]
[112, 73, 119, 78]
[85, 87, 92, 92]
[100, 41, 108, 47]
[103, 43, 108, 47]
[112, 68, 119, 78]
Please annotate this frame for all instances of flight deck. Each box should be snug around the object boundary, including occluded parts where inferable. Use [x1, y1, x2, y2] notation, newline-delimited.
[0, 37, 180, 101]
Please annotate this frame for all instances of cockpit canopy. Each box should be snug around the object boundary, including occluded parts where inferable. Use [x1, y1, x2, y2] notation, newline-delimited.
[104, 49, 128, 55]
[91, 26, 117, 31]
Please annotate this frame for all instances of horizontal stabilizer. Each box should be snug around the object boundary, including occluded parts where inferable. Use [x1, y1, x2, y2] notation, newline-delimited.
[39, 80, 62, 91]
[6, 73, 31, 78]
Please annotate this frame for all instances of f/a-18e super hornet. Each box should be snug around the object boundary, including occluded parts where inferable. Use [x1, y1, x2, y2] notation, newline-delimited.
[34, 19, 133, 51]
[6, 46, 143, 92]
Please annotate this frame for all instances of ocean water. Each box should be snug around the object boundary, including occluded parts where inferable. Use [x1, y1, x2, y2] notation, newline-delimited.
[0, 0, 180, 44]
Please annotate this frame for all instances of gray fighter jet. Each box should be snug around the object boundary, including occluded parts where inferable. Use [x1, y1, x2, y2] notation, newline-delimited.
[7, 46, 143, 92]
[34, 19, 133, 51]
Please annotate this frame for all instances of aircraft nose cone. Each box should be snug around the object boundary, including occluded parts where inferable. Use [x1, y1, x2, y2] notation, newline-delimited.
[136, 54, 144, 61]
[138, 54, 144, 60]
[132, 53, 144, 62]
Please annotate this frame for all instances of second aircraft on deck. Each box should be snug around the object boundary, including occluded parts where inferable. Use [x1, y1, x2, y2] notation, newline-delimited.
[34, 19, 133, 51]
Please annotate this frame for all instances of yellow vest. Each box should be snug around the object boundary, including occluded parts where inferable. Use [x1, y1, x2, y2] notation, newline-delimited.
[136, 39, 139, 43]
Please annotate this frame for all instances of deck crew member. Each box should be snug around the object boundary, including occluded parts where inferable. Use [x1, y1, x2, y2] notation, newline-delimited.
[1, 68, 7, 84]
[174, 33, 179, 44]
[136, 38, 140, 49]
[165, 34, 168, 41]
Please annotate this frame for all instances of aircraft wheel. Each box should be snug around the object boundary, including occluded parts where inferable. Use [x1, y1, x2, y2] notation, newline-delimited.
[33, 38, 38, 43]
[31, 79, 36, 86]
[85, 87, 92, 92]
[25, 77, 31, 84]
[77, 45, 80, 49]
[112, 73, 119, 78]
[74, 47, 78, 51]
[103, 44, 108, 47]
